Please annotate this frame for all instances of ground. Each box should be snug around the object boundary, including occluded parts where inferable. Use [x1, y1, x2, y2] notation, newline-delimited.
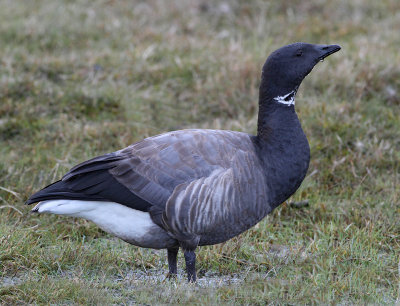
[0, 0, 399, 304]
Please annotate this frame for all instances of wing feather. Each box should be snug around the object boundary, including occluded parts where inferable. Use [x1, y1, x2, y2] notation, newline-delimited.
[161, 147, 269, 246]
[27, 129, 266, 242]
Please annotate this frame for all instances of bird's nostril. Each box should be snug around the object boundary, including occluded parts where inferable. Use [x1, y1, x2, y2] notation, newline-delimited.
[322, 46, 329, 50]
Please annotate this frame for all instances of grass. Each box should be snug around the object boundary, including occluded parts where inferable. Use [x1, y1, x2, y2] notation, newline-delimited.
[0, 0, 399, 304]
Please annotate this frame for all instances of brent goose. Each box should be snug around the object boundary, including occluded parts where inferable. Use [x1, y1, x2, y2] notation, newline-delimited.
[27, 43, 341, 282]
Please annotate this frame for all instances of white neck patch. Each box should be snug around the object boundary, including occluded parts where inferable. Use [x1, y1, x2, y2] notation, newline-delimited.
[273, 90, 296, 106]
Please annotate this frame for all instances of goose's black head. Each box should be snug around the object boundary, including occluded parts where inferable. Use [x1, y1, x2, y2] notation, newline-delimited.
[260, 42, 341, 105]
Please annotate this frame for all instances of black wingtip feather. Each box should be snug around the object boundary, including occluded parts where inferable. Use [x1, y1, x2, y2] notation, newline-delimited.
[63, 152, 122, 181]
[25, 180, 84, 205]
[25, 169, 153, 212]
[26, 180, 62, 205]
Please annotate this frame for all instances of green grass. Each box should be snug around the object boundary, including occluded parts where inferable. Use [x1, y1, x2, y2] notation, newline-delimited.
[1, 0, 399, 304]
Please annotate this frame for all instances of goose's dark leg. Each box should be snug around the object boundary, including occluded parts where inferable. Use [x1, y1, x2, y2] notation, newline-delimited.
[167, 247, 179, 278]
[183, 250, 196, 282]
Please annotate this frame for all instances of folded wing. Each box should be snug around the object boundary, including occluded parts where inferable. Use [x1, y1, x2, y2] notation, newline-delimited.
[27, 129, 265, 237]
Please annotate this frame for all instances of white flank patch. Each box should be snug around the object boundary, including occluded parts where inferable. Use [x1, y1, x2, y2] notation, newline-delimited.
[273, 90, 296, 106]
[33, 200, 155, 243]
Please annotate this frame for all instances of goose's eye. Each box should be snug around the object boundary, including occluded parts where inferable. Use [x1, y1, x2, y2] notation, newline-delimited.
[296, 50, 303, 57]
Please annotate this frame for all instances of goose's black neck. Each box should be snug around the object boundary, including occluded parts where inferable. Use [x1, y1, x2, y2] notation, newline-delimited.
[251, 41, 340, 214]
[254, 84, 310, 210]
[257, 82, 298, 139]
